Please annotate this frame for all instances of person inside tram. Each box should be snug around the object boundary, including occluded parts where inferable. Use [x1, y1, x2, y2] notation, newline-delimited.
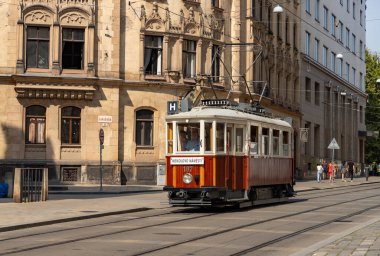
[185, 129, 200, 151]
[179, 130, 187, 151]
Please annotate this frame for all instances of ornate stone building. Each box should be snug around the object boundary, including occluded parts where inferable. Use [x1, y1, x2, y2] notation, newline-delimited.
[0, 0, 302, 185]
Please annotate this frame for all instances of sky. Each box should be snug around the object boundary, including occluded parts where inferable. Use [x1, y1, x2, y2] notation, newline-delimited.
[366, 0, 380, 54]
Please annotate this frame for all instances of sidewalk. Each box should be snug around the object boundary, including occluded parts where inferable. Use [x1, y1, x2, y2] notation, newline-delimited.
[0, 176, 380, 236]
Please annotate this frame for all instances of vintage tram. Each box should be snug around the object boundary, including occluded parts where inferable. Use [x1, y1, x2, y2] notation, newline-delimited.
[164, 99, 295, 207]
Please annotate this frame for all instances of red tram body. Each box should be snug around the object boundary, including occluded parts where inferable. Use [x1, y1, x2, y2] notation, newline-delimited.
[164, 100, 295, 207]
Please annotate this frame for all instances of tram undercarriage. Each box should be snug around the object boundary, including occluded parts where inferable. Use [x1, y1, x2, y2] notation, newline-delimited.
[164, 184, 295, 207]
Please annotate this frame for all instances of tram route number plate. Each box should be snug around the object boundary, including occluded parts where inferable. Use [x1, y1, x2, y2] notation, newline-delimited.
[170, 157, 204, 165]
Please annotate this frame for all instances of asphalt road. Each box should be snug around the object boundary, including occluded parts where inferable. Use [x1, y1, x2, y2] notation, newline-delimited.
[1, 183, 380, 256]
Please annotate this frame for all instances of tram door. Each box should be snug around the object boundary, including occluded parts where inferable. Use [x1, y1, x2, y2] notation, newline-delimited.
[226, 126, 233, 188]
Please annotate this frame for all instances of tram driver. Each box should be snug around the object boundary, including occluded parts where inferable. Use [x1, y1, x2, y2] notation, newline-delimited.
[185, 129, 200, 151]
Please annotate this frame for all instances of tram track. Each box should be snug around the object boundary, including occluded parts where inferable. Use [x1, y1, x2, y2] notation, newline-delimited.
[1, 185, 380, 255]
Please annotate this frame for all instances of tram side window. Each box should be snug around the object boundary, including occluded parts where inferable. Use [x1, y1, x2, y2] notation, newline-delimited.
[273, 129, 280, 156]
[205, 122, 212, 151]
[262, 128, 269, 155]
[250, 125, 258, 154]
[216, 123, 225, 152]
[167, 123, 173, 153]
[283, 131, 290, 156]
[177, 123, 200, 152]
[236, 128, 244, 153]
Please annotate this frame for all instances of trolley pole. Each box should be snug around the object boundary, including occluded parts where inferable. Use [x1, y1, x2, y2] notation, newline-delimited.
[99, 128, 104, 192]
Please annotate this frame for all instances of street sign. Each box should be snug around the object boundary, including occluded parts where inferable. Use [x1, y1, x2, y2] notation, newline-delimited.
[328, 138, 340, 149]
[167, 101, 178, 115]
[99, 128, 104, 145]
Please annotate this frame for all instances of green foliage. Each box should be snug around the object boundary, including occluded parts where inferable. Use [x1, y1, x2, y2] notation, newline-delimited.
[365, 49, 380, 164]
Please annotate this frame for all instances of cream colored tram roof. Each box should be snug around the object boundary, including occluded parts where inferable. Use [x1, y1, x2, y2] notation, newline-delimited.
[166, 106, 292, 128]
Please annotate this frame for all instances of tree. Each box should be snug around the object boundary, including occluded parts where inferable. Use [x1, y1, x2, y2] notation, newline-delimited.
[365, 49, 380, 164]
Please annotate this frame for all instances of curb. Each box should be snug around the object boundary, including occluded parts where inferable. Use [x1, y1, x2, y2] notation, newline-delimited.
[0, 207, 151, 233]
[48, 189, 163, 195]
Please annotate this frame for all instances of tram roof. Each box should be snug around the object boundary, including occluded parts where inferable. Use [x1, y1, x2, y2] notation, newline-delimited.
[166, 106, 292, 128]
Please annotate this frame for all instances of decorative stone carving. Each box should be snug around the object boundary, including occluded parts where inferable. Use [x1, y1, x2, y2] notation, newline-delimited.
[24, 10, 53, 24]
[60, 11, 87, 26]
[144, 2, 165, 32]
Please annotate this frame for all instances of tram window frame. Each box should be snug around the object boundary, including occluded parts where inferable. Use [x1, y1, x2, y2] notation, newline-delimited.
[176, 122, 201, 152]
[250, 125, 259, 155]
[235, 127, 244, 153]
[227, 125, 233, 153]
[283, 131, 290, 157]
[273, 129, 280, 156]
[216, 122, 225, 152]
[205, 122, 213, 152]
[167, 123, 173, 154]
[262, 127, 270, 156]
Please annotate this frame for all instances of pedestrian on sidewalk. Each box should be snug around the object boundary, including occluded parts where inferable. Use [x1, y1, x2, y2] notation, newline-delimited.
[340, 161, 347, 182]
[316, 163, 323, 183]
[328, 161, 335, 183]
[348, 160, 354, 182]
[322, 160, 328, 180]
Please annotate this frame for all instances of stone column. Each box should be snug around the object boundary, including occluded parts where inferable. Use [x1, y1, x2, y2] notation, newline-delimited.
[87, 23, 95, 76]
[178, 36, 183, 83]
[163, 35, 169, 80]
[16, 20, 24, 74]
[196, 39, 202, 76]
[139, 33, 145, 80]
[52, 22, 60, 75]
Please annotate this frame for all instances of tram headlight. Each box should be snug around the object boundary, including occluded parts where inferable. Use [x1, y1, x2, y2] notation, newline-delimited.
[183, 173, 193, 184]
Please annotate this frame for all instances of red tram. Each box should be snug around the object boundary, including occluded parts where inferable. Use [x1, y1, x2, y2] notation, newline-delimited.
[164, 99, 295, 207]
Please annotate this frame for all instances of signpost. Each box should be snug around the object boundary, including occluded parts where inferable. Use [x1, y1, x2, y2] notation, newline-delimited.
[99, 128, 104, 192]
[327, 137, 340, 162]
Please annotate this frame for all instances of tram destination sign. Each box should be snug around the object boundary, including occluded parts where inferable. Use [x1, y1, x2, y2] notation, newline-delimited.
[170, 157, 204, 165]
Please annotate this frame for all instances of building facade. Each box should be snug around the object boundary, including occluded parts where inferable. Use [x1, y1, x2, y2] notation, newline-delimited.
[300, 0, 367, 174]
[0, 0, 303, 185]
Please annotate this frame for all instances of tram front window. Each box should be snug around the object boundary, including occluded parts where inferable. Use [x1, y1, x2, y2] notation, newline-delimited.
[177, 123, 200, 152]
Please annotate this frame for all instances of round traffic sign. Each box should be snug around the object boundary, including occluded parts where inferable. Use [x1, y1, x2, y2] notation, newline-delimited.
[99, 128, 104, 145]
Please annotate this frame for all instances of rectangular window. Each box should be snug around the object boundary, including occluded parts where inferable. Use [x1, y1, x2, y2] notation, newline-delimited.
[315, 82, 320, 105]
[212, 0, 219, 8]
[272, 129, 279, 156]
[322, 46, 328, 67]
[353, 2, 356, 19]
[62, 28, 84, 70]
[277, 13, 282, 38]
[346, 62, 350, 81]
[251, 0, 255, 17]
[212, 45, 220, 82]
[61, 107, 81, 145]
[323, 6, 328, 30]
[235, 128, 244, 153]
[346, 28, 350, 49]
[360, 106, 363, 123]
[360, 72, 363, 90]
[339, 22, 343, 42]
[262, 128, 269, 155]
[314, 38, 319, 61]
[216, 123, 225, 152]
[205, 122, 212, 152]
[330, 52, 336, 72]
[250, 125, 258, 155]
[305, 0, 310, 13]
[352, 34, 356, 54]
[283, 131, 289, 157]
[183, 40, 196, 78]
[136, 109, 154, 147]
[314, 0, 320, 21]
[360, 10, 363, 26]
[144, 36, 163, 75]
[331, 14, 336, 37]
[305, 77, 311, 102]
[26, 26, 49, 69]
[359, 40, 363, 59]
[347, 0, 350, 12]
[352, 67, 356, 85]
[177, 123, 199, 151]
[338, 58, 343, 77]
[293, 24, 297, 48]
[305, 31, 310, 56]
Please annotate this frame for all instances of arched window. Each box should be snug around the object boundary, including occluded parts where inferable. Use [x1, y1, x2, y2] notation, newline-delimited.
[25, 105, 46, 144]
[61, 107, 81, 144]
[136, 109, 154, 146]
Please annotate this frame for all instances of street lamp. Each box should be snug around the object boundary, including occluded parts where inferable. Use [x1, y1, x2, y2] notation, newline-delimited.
[336, 53, 343, 59]
[273, 4, 284, 13]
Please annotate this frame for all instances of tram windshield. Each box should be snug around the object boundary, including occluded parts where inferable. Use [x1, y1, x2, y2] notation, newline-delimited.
[177, 123, 200, 152]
